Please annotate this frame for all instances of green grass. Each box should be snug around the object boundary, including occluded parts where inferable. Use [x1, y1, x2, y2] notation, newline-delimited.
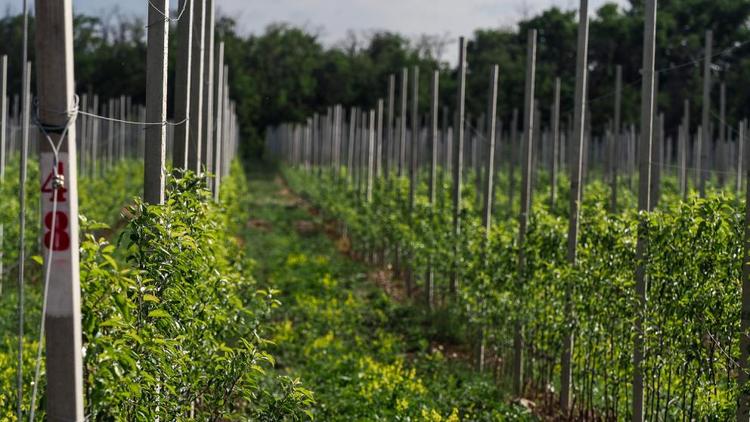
[243, 161, 533, 421]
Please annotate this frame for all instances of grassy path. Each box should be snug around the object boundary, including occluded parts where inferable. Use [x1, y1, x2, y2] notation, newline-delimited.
[242, 162, 532, 421]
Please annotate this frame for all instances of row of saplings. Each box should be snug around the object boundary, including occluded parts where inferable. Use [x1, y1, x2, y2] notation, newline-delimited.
[0, 161, 314, 420]
[284, 166, 741, 420]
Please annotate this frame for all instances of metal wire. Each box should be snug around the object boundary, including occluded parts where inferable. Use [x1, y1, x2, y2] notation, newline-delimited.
[78, 109, 187, 127]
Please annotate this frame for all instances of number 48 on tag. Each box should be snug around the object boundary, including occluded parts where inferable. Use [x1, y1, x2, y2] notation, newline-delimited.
[41, 160, 70, 251]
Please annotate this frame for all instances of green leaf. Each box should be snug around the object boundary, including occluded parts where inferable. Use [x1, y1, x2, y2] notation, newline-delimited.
[147, 309, 171, 319]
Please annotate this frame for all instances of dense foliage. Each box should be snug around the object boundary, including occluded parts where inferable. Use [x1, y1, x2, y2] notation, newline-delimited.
[0, 162, 313, 420]
[284, 164, 744, 419]
[2, 0, 750, 156]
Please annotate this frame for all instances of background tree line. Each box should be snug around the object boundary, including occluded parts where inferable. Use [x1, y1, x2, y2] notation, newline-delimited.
[0, 0, 749, 158]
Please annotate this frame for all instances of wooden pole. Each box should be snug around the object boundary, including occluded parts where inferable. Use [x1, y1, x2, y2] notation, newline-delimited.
[91, 96, 99, 177]
[188, 0, 205, 172]
[144, 0, 169, 204]
[17, 60, 31, 421]
[699, 30, 712, 197]
[213, 41, 224, 200]
[650, 112, 663, 208]
[515, 28, 537, 397]
[633, 0, 657, 420]
[305, 118, 312, 172]
[348, 107, 356, 182]
[482, 65, 499, 235]
[409, 65, 420, 209]
[561, 0, 588, 411]
[738, 120, 745, 196]
[35, 0, 84, 418]
[367, 110, 375, 202]
[172, 0, 193, 169]
[222, 65, 230, 175]
[474, 64, 499, 374]
[739, 116, 750, 422]
[201, 0, 214, 173]
[0, 55, 6, 296]
[550, 77, 560, 207]
[426, 69, 439, 310]
[719, 81, 726, 186]
[451, 37, 467, 296]
[17, 0, 31, 415]
[429, 71, 439, 207]
[681, 100, 689, 197]
[399, 68, 408, 178]
[385, 74, 395, 179]
[376, 99, 384, 179]
[611, 65, 622, 211]
[78, 94, 87, 177]
[119, 96, 126, 160]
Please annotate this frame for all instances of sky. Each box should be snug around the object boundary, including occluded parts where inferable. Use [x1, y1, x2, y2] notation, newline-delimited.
[0, 0, 628, 62]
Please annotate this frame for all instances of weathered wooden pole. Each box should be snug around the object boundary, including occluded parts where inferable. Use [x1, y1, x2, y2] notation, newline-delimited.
[409, 65, 420, 209]
[304, 118, 312, 172]
[561, 0, 589, 411]
[172, 0, 193, 169]
[188, 0, 205, 172]
[367, 109, 375, 202]
[699, 30, 712, 197]
[332, 105, 341, 178]
[375, 100, 383, 179]
[222, 66, 230, 174]
[119, 96, 126, 160]
[531, 101, 540, 190]
[650, 112, 663, 208]
[105, 98, 114, 171]
[611, 65, 622, 211]
[681, 100, 689, 197]
[442, 105, 449, 179]
[451, 37, 467, 296]
[483, 65, 499, 235]
[144, 0, 169, 204]
[426, 69, 439, 310]
[35, 0, 84, 418]
[476, 64, 499, 374]
[362, 110, 368, 197]
[550, 77, 560, 207]
[633, 0, 657, 420]
[322, 107, 330, 174]
[78, 94, 87, 176]
[385, 74, 395, 179]
[739, 116, 750, 421]
[201, 0, 215, 173]
[718, 81, 726, 186]
[213, 41, 224, 200]
[0, 55, 6, 296]
[514, 28, 537, 397]
[17, 60, 31, 421]
[738, 119, 745, 196]
[399, 68, 408, 178]
[348, 107, 356, 182]
[16, 0, 31, 414]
